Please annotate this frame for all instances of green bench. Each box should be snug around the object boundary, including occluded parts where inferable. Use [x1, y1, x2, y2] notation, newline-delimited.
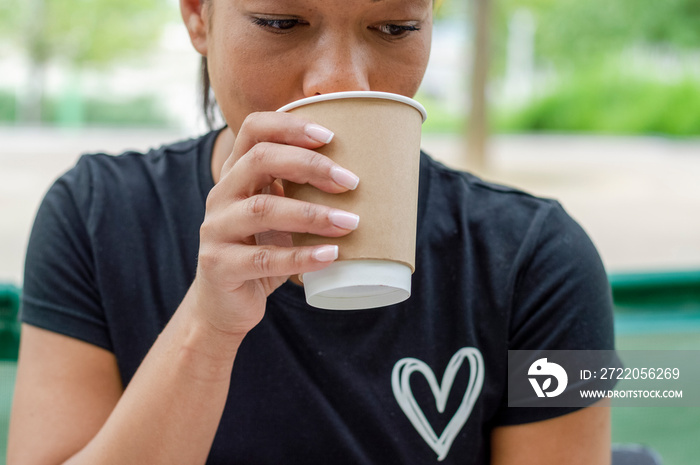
[0, 283, 20, 464]
[0, 285, 20, 362]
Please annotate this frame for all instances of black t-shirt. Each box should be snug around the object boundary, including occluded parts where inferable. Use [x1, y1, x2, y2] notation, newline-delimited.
[21, 129, 616, 464]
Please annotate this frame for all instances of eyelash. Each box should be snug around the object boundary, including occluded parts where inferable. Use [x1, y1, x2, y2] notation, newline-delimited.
[376, 24, 421, 38]
[252, 17, 305, 32]
[252, 17, 421, 39]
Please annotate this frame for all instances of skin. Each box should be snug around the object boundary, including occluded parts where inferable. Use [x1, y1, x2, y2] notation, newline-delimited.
[7, 0, 611, 463]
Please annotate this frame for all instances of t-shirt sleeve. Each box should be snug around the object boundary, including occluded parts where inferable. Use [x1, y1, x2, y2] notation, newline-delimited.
[20, 157, 112, 351]
[494, 200, 618, 426]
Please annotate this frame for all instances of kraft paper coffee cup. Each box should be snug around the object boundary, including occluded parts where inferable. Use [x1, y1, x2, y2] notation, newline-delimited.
[277, 91, 426, 310]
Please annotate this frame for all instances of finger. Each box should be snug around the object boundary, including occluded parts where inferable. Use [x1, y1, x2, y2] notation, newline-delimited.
[205, 243, 340, 283]
[204, 194, 360, 242]
[222, 111, 335, 176]
[268, 179, 285, 197]
[221, 142, 359, 198]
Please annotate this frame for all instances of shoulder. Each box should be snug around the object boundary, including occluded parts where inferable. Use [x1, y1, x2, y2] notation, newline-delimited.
[418, 153, 572, 250]
[64, 132, 209, 191]
[420, 152, 559, 212]
[421, 153, 605, 287]
[417, 152, 612, 338]
[50, 130, 217, 221]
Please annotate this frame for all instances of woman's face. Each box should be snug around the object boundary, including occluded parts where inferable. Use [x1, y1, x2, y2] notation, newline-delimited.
[189, 0, 432, 133]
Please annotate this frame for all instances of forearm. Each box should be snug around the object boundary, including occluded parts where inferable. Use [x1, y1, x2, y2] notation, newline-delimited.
[65, 288, 241, 465]
[491, 403, 611, 465]
[58, 112, 352, 465]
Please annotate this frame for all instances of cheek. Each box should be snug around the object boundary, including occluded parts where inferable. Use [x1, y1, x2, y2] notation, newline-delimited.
[409, 35, 433, 92]
[404, 53, 432, 95]
[207, 10, 302, 133]
[207, 29, 302, 132]
[372, 43, 431, 97]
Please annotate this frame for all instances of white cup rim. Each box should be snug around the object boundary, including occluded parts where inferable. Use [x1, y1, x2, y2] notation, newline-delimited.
[276, 91, 427, 123]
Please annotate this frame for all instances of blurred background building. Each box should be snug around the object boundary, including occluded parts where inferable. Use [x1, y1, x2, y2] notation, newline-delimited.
[1, 0, 700, 463]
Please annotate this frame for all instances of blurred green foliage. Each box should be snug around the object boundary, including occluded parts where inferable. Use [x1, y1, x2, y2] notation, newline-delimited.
[481, 0, 700, 135]
[417, 92, 467, 134]
[0, 0, 172, 66]
[61, 96, 172, 127]
[0, 0, 174, 124]
[434, 0, 467, 21]
[497, 0, 700, 66]
[0, 89, 171, 127]
[495, 73, 700, 136]
[0, 92, 16, 121]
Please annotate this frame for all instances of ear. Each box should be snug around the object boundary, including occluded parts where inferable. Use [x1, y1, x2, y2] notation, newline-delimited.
[181, 0, 209, 56]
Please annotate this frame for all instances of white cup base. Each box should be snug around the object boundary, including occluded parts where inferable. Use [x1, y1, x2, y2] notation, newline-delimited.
[301, 260, 412, 310]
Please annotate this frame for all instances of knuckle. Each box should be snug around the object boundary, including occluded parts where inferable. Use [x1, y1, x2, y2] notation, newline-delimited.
[252, 247, 272, 274]
[197, 244, 221, 273]
[307, 152, 328, 172]
[290, 248, 307, 269]
[246, 195, 272, 222]
[199, 216, 216, 240]
[204, 194, 215, 213]
[301, 202, 319, 224]
[240, 112, 263, 132]
[249, 142, 273, 165]
[204, 186, 220, 212]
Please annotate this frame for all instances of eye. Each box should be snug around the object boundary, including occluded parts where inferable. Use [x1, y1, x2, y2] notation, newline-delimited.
[252, 17, 305, 32]
[375, 23, 421, 38]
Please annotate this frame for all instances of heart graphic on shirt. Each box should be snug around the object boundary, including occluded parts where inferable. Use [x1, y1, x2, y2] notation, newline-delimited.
[391, 347, 484, 461]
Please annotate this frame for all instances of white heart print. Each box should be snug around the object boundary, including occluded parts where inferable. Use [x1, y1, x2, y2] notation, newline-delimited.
[391, 347, 485, 461]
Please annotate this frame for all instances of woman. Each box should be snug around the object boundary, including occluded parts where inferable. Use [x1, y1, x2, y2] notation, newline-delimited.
[8, 0, 614, 463]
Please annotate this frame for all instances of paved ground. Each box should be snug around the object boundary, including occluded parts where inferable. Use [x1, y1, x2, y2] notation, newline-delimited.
[2, 127, 700, 285]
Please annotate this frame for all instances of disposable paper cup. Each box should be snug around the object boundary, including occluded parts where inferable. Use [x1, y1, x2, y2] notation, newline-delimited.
[277, 91, 426, 310]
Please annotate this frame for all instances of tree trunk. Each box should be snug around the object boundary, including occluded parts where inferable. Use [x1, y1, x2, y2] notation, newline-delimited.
[466, 0, 491, 174]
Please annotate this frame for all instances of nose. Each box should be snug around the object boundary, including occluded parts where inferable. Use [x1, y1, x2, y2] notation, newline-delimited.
[302, 34, 371, 97]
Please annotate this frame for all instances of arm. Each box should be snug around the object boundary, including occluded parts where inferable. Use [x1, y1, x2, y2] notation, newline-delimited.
[9, 291, 241, 465]
[491, 401, 611, 465]
[9, 112, 359, 465]
[491, 198, 616, 462]
[8, 325, 123, 464]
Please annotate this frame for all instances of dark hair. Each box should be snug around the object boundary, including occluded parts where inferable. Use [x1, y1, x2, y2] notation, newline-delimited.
[199, 0, 220, 129]
[200, 56, 219, 129]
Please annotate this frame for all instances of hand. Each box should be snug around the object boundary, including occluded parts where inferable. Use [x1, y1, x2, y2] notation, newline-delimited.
[191, 111, 360, 339]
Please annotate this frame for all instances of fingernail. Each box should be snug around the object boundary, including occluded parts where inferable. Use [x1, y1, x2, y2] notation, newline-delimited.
[330, 166, 360, 190]
[329, 210, 360, 230]
[313, 245, 339, 262]
[305, 123, 334, 144]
